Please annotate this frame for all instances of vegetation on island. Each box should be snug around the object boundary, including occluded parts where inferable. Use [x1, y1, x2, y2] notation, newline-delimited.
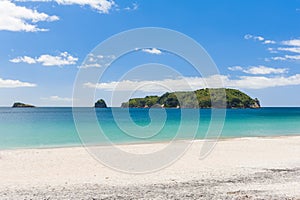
[121, 88, 260, 109]
[94, 99, 107, 108]
[12, 102, 35, 108]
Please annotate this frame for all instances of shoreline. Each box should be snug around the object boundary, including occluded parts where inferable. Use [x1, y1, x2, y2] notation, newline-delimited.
[1, 133, 300, 152]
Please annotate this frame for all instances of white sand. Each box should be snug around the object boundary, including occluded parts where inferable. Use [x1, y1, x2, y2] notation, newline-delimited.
[0, 136, 300, 199]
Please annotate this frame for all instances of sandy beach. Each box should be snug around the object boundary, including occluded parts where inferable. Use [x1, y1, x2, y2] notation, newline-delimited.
[0, 136, 300, 199]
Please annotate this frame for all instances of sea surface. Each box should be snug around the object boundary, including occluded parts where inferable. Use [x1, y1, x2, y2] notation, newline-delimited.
[0, 107, 300, 149]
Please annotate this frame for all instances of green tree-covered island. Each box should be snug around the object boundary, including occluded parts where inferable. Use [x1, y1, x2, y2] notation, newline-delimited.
[121, 88, 260, 109]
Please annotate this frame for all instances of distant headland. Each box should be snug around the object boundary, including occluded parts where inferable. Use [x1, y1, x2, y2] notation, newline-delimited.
[121, 88, 261, 109]
[12, 102, 35, 108]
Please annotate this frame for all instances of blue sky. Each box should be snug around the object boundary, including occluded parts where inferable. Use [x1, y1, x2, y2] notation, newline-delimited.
[1, 0, 300, 106]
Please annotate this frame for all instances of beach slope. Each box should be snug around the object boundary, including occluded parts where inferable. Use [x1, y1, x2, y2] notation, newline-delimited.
[0, 136, 300, 199]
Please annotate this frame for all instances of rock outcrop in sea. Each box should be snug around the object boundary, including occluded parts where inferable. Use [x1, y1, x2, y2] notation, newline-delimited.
[12, 102, 35, 108]
[94, 99, 107, 108]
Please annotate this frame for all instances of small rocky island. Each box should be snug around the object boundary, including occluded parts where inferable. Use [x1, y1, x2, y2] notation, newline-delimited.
[121, 88, 261, 109]
[12, 102, 35, 108]
[94, 99, 107, 108]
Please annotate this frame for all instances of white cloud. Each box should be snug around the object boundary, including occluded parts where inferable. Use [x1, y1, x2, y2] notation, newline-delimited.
[267, 48, 278, 53]
[227, 74, 300, 89]
[271, 55, 300, 61]
[84, 74, 300, 91]
[17, 0, 116, 13]
[228, 65, 288, 75]
[132, 3, 139, 10]
[0, 0, 59, 32]
[0, 77, 36, 88]
[15, 0, 53, 1]
[55, 0, 115, 13]
[244, 34, 264, 41]
[244, 34, 252, 40]
[244, 34, 276, 44]
[37, 52, 78, 66]
[281, 39, 300, 46]
[243, 66, 288, 74]
[263, 40, 276, 44]
[84, 75, 224, 92]
[270, 56, 287, 61]
[256, 36, 265, 41]
[79, 63, 101, 68]
[10, 52, 78, 66]
[124, 3, 138, 11]
[277, 47, 300, 54]
[141, 48, 162, 55]
[267, 39, 300, 61]
[78, 54, 115, 68]
[10, 56, 37, 64]
[284, 55, 300, 60]
[228, 66, 243, 71]
[248, 36, 300, 62]
[41, 96, 73, 102]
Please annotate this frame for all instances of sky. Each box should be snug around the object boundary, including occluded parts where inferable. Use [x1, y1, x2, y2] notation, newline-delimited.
[1, 0, 300, 107]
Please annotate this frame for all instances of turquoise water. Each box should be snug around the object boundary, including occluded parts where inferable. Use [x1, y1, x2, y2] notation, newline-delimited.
[0, 107, 300, 149]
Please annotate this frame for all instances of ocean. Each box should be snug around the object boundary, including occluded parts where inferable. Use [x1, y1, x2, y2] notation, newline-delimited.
[0, 107, 300, 149]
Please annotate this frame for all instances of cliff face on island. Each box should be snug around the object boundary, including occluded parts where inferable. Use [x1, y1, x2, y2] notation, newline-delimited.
[12, 102, 35, 108]
[121, 88, 261, 109]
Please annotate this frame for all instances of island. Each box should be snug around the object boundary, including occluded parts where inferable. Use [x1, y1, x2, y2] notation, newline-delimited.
[121, 88, 260, 109]
[94, 99, 107, 108]
[12, 102, 35, 108]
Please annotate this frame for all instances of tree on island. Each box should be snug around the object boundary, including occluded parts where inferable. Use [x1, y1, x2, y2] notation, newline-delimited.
[94, 99, 107, 108]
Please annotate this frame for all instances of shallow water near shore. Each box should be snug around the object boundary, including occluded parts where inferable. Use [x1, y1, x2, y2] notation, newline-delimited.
[0, 107, 300, 149]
